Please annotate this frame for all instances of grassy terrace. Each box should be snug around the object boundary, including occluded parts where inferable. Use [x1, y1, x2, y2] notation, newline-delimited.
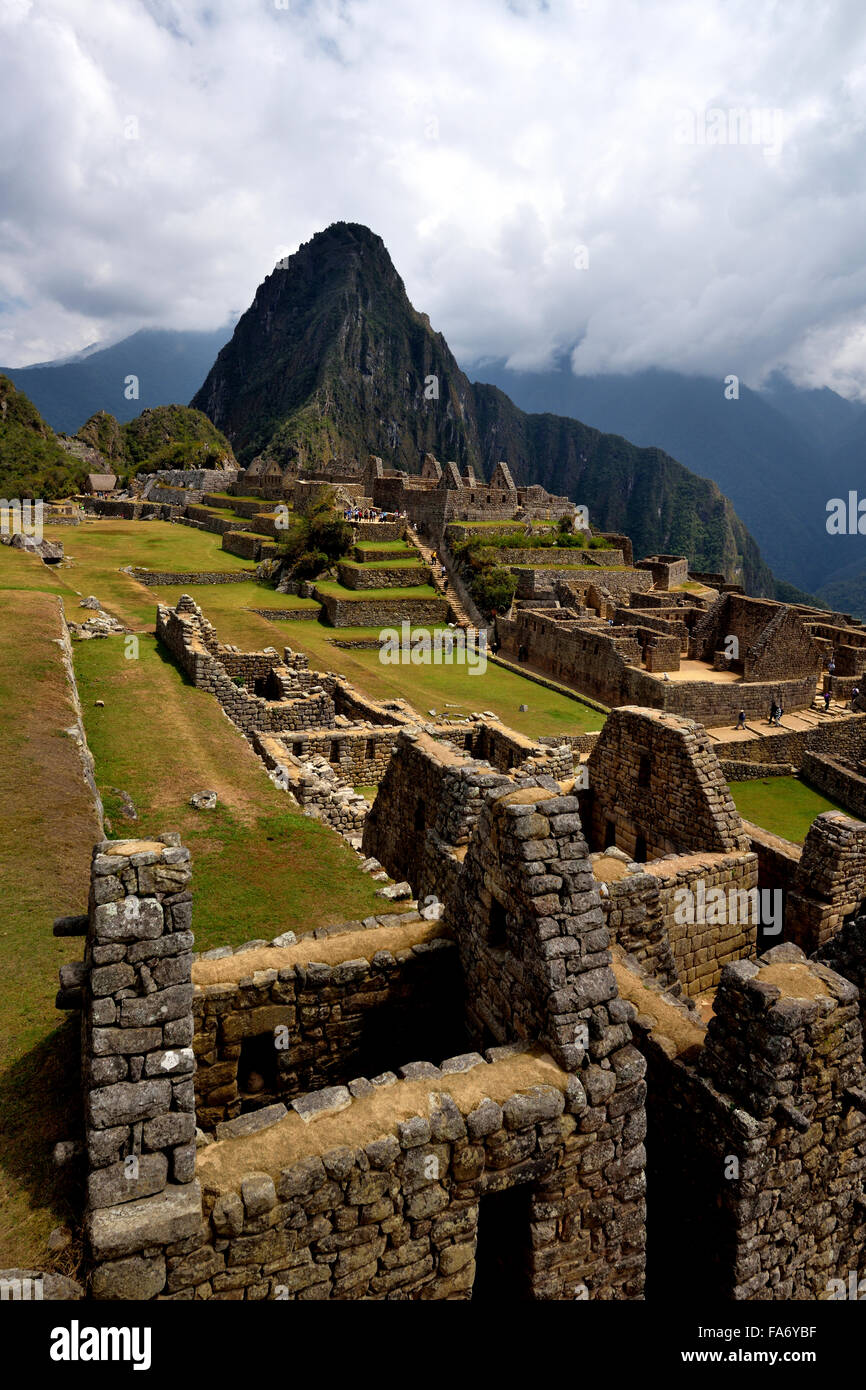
[341, 557, 428, 570]
[729, 776, 854, 843]
[0, 520, 605, 741]
[354, 539, 416, 554]
[314, 579, 441, 600]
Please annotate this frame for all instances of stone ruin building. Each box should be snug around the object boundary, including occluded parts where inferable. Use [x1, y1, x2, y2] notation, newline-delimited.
[51, 679, 866, 1299]
[498, 565, 866, 729]
[232, 451, 576, 538]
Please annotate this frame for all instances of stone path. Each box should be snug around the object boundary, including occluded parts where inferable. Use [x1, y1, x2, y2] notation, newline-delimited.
[405, 529, 474, 628]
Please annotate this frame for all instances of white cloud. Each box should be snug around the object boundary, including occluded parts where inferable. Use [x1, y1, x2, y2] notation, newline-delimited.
[1, 0, 866, 397]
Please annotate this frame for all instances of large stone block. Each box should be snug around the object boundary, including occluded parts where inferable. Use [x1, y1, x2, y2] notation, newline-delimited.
[86, 1154, 168, 1210]
[87, 1182, 202, 1261]
[92, 898, 164, 942]
[87, 1079, 172, 1129]
[91, 1254, 166, 1301]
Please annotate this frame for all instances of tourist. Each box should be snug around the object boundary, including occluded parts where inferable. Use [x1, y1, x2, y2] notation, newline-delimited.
[768, 700, 775, 725]
[824, 690, 832, 712]
[829, 657, 836, 675]
[736, 709, 746, 729]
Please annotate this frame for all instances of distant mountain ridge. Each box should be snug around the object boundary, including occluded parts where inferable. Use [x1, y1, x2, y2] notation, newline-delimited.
[475, 361, 866, 611]
[1, 327, 233, 434]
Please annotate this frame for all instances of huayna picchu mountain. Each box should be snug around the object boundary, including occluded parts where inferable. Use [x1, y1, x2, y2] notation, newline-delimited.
[191, 222, 807, 600]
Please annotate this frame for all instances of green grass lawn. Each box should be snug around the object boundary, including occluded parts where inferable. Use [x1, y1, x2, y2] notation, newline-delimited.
[205, 492, 271, 504]
[315, 579, 442, 600]
[354, 540, 416, 554]
[73, 635, 384, 946]
[0, 519, 605, 740]
[729, 776, 857, 843]
[0, 592, 101, 1271]
[342, 558, 429, 570]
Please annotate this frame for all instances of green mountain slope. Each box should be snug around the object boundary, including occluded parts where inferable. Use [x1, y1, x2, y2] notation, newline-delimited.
[0, 374, 87, 498]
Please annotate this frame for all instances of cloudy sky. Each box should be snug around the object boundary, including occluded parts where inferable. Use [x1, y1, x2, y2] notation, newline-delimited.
[2, 0, 866, 395]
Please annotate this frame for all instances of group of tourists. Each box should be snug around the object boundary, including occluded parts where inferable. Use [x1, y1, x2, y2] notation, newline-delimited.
[342, 506, 409, 522]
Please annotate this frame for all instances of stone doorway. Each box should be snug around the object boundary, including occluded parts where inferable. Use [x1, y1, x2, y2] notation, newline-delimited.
[471, 1184, 533, 1301]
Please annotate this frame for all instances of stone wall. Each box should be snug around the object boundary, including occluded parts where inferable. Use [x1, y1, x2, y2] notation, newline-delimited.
[257, 726, 402, 785]
[618, 944, 866, 1300]
[86, 499, 181, 522]
[786, 812, 866, 954]
[647, 853, 759, 994]
[316, 592, 450, 628]
[78, 834, 204, 1300]
[802, 750, 866, 820]
[353, 521, 406, 542]
[446, 784, 647, 1295]
[337, 561, 430, 590]
[634, 556, 689, 589]
[586, 707, 749, 861]
[594, 849, 759, 997]
[192, 1046, 627, 1301]
[363, 731, 512, 903]
[711, 712, 866, 770]
[191, 917, 464, 1127]
[499, 605, 817, 725]
[132, 567, 255, 586]
[156, 596, 334, 737]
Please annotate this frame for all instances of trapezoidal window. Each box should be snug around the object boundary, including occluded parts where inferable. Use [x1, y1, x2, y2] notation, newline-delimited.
[365, 738, 377, 761]
[238, 1032, 278, 1111]
[604, 820, 616, 849]
[414, 800, 426, 834]
[329, 741, 341, 764]
[634, 833, 647, 863]
[637, 754, 651, 788]
[488, 896, 508, 949]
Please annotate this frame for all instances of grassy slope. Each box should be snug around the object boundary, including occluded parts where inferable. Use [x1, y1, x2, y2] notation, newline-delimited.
[729, 776, 855, 844]
[0, 593, 98, 1271]
[73, 637, 384, 945]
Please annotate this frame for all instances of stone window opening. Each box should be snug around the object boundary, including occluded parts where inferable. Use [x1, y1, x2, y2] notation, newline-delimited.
[414, 800, 426, 835]
[329, 740, 341, 764]
[638, 754, 651, 788]
[634, 833, 647, 863]
[237, 1032, 278, 1110]
[604, 820, 616, 850]
[365, 737, 376, 760]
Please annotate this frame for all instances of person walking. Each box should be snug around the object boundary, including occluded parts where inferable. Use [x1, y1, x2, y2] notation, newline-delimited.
[736, 709, 746, 730]
[823, 690, 832, 712]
